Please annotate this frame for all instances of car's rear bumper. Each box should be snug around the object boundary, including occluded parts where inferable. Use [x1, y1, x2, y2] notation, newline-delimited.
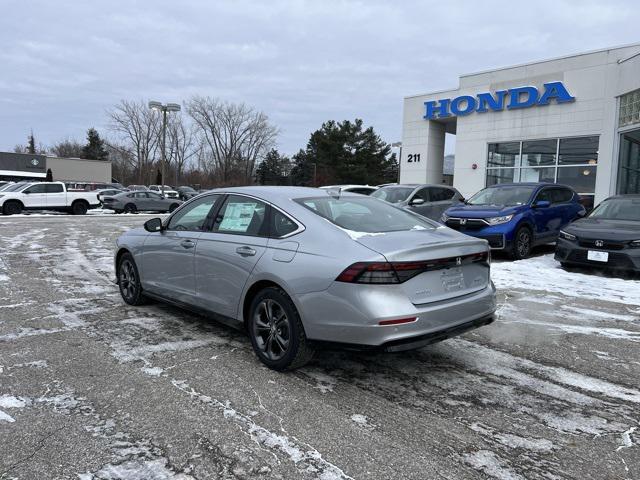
[298, 281, 497, 347]
[555, 238, 640, 271]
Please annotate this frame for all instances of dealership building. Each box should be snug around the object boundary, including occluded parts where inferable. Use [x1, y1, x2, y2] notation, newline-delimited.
[401, 43, 640, 208]
[0, 152, 112, 183]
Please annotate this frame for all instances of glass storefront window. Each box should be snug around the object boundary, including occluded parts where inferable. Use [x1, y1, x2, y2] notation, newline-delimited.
[521, 139, 557, 167]
[619, 89, 640, 128]
[558, 136, 599, 165]
[618, 130, 640, 194]
[486, 168, 518, 186]
[487, 142, 520, 167]
[519, 167, 555, 183]
[556, 165, 597, 193]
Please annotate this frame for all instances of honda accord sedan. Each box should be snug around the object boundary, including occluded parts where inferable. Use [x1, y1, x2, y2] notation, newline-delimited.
[114, 187, 496, 370]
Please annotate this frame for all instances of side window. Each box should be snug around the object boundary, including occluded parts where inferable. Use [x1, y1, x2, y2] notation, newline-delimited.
[45, 184, 64, 193]
[135, 192, 148, 199]
[349, 188, 373, 195]
[148, 192, 163, 199]
[431, 188, 455, 201]
[24, 184, 47, 194]
[553, 188, 573, 203]
[214, 195, 268, 236]
[535, 189, 553, 203]
[412, 188, 430, 203]
[272, 210, 299, 238]
[168, 195, 219, 231]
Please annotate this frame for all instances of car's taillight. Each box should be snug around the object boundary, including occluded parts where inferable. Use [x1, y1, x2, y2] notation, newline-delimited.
[336, 252, 489, 284]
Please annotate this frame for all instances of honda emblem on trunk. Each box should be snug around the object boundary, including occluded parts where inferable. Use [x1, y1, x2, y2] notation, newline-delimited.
[595, 240, 604, 247]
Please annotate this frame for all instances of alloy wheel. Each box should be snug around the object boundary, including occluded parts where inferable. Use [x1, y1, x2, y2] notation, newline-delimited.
[119, 259, 138, 301]
[252, 299, 291, 361]
[517, 230, 531, 258]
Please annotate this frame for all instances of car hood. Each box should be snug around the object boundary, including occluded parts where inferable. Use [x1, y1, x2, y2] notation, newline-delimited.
[564, 218, 640, 241]
[444, 204, 524, 219]
[348, 226, 489, 261]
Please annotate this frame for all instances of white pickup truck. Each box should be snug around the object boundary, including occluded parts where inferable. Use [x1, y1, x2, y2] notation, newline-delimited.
[0, 181, 101, 215]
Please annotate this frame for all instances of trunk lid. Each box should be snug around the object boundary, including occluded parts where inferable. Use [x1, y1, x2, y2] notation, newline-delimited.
[354, 227, 490, 305]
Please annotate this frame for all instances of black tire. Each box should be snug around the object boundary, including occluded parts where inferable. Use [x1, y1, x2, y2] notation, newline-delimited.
[3, 201, 22, 216]
[248, 287, 314, 371]
[509, 225, 532, 260]
[71, 201, 88, 215]
[124, 203, 137, 214]
[117, 253, 147, 306]
[169, 203, 179, 213]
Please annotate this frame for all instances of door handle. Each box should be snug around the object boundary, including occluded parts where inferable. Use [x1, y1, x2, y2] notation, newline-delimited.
[180, 239, 196, 249]
[236, 246, 256, 256]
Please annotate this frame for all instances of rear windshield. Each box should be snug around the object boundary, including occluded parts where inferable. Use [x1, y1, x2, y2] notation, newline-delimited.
[589, 197, 640, 221]
[468, 186, 536, 206]
[371, 186, 414, 204]
[295, 196, 435, 233]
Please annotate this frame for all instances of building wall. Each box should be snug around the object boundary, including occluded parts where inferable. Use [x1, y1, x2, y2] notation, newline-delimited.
[46, 157, 112, 182]
[401, 44, 640, 202]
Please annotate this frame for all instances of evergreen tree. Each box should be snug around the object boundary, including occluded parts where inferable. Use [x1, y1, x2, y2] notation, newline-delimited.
[81, 128, 109, 161]
[290, 119, 396, 186]
[27, 131, 36, 154]
[255, 149, 291, 185]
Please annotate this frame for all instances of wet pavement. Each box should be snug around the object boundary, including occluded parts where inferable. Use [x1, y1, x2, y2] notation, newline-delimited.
[0, 214, 638, 479]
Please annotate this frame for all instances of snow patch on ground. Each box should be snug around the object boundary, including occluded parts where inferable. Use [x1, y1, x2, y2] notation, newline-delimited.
[0, 395, 30, 409]
[303, 370, 338, 394]
[142, 367, 164, 377]
[111, 339, 212, 364]
[78, 458, 194, 480]
[470, 423, 555, 453]
[0, 410, 15, 422]
[616, 426, 637, 452]
[464, 450, 525, 480]
[492, 254, 640, 306]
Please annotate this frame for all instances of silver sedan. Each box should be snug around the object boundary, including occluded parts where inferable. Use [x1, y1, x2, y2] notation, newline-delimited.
[103, 190, 182, 214]
[114, 187, 496, 370]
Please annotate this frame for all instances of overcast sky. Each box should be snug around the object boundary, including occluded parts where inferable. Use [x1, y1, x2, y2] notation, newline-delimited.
[1, 0, 638, 157]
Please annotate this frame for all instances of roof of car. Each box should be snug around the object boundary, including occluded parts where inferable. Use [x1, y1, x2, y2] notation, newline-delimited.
[380, 183, 452, 189]
[207, 185, 365, 201]
[486, 182, 574, 190]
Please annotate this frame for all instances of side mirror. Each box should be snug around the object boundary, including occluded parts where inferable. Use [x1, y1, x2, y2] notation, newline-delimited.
[458, 197, 466, 203]
[410, 198, 425, 206]
[533, 200, 551, 209]
[144, 217, 164, 232]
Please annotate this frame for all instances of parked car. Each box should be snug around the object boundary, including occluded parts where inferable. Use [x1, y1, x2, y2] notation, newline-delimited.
[0, 181, 100, 215]
[372, 184, 463, 221]
[149, 185, 180, 199]
[442, 183, 586, 259]
[176, 186, 199, 201]
[555, 195, 640, 272]
[114, 187, 496, 370]
[102, 190, 182, 213]
[96, 188, 125, 203]
[127, 184, 149, 191]
[320, 185, 378, 195]
[0, 181, 15, 191]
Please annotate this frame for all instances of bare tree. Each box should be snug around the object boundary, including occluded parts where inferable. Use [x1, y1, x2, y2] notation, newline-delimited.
[51, 138, 84, 158]
[108, 100, 161, 184]
[186, 96, 278, 184]
[166, 113, 199, 185]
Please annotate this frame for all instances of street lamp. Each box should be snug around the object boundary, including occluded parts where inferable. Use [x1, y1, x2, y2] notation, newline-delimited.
[149, 101, 181, 196]
[391, 141, 402, 183]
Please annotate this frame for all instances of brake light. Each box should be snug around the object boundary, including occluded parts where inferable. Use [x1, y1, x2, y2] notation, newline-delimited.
[335, 252, 489, 284]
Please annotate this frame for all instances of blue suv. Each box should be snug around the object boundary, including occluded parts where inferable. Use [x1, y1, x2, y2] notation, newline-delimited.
[442, 183, 586, 259]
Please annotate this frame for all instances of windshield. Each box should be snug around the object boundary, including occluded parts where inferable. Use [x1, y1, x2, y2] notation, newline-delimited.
[371, 187, 414, 204]
[2, 182, 30, 192]
[468, 186, 536, 206]
[589, 197, 640, 221]
[295, 196, 435, 233]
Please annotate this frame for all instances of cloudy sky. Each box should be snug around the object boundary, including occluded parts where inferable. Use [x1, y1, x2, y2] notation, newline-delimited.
[0, 0, 638, 156]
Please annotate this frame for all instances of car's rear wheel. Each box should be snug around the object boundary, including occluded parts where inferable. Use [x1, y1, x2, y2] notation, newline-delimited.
[124, 203, 137, 214]
[510, 226, 532, 260]
[2, 201, 22, 215]
[72, 200, 88, 215]
[248, 287, 314, 371]
[118, 253, 147, 305]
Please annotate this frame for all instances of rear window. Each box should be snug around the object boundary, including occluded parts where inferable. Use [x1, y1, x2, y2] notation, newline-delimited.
[295, 196, 435, 233]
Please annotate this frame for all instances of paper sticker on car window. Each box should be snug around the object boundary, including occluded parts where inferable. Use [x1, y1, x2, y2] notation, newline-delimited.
[219, 202, 258, 232]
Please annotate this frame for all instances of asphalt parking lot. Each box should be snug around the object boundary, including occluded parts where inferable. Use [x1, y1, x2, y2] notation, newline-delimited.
[1, 214, 639, 480]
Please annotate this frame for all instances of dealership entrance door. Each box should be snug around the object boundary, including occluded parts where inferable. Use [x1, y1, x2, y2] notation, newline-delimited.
[618, 129, 640, 194]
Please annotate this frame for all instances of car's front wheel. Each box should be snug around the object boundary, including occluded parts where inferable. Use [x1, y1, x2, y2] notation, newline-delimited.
[248, 287, 314, 371]
[510, 225, 532, 260]
[118, 253, 147, 305]
[124, 203, 137, 214]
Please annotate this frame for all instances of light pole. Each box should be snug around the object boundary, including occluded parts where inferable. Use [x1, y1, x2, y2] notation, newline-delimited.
[391, 141, 402, 183]
[149, 101, 181, 196]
